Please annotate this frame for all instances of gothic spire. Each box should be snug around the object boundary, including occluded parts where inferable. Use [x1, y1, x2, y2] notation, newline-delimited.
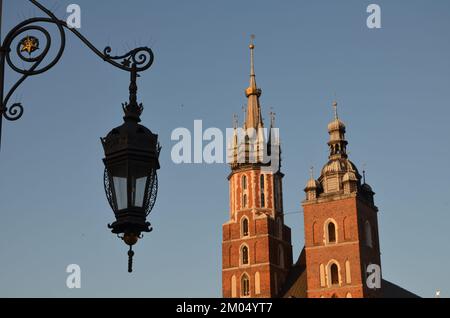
[244, 35, 263, 130]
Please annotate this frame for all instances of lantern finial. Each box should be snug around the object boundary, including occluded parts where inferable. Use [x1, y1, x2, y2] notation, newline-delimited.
[128, 246, 135, 273]
[122, 66, 143, 122]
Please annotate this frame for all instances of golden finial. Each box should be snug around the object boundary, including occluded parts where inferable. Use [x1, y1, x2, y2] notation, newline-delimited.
[249, 34, 256, 50]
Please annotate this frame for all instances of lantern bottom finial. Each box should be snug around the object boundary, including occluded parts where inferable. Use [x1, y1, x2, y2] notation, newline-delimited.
[128, 246, 135, 273]
[123, 232, 139, 246]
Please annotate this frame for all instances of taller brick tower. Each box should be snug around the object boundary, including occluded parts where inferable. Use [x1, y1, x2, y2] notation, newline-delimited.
[222, 39, 292, 298]
[302, 101, 382, 298]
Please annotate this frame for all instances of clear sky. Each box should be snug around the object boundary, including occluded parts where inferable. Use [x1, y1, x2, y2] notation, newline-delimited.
[1, 0, 449, 298]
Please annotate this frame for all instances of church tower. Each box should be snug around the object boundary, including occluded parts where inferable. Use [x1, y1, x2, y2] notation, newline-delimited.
[222, 39, 293, 298]
[302, 101, 382, 298]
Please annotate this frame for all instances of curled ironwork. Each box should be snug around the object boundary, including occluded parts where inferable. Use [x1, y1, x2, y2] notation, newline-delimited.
[0, 0, 154, 122]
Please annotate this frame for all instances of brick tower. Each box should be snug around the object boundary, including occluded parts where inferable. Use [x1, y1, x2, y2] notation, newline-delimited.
[302, 101, 382, 298]
[222, 39, 292, 298]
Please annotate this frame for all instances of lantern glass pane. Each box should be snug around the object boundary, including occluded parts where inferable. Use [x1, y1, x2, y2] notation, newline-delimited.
[113, 176, 128, 210]
[131, 176, 147, 208]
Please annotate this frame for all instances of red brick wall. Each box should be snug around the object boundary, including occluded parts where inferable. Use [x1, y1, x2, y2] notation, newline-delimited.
[223, 168, 292, 298]
[303, 195, 381, 298]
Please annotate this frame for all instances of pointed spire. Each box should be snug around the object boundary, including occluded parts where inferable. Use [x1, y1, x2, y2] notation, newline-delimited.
[244, 35, 263, 130]
[310, 166, 315, 179]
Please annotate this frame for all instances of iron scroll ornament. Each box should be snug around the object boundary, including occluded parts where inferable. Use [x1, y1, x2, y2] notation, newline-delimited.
[0, 0, 154, 129]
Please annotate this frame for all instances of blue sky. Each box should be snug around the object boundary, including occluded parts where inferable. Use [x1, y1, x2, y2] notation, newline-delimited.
[1, 0, 449, 297]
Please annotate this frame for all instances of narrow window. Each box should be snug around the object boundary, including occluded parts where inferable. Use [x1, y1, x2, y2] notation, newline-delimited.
[327, 222, 336, 243]
[241, 274, 250, 297]
[243, 194, 247, 208]
[242, 218, 249, 237]
[260, 174, 265, 208]
[241, 245, 249, 265]
[330, 263, 339, 286]
[242, 175, 247, 190]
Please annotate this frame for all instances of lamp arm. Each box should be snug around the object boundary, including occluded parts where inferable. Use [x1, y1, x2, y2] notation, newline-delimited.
[0, 0, 154, 123]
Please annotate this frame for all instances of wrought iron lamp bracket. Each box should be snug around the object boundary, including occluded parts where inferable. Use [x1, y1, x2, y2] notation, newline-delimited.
[0, 0, 154, 144]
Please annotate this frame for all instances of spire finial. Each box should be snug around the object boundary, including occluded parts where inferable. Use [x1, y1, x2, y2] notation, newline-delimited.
[128, 245, 135, 273]
[122, 66, 143, 123]
[233, 113, 238, 129]
[362, 163, 367, 184]
[310, 166, 314, 179]
[270, 107, 276, 128]
[250, 34, 256, 76]
[332, 100, 338, 120]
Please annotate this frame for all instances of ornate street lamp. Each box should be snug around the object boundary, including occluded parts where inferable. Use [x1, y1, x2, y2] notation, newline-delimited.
[0, 0, 160, 272]
[101, 67, 160, 272]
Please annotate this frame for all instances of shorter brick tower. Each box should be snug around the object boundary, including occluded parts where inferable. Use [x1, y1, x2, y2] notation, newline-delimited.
[222, 39, 292, 298]
[302, 101, 382, 298]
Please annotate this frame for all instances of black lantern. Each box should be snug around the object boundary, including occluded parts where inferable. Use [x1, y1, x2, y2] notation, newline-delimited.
[101, 67, 160, 272]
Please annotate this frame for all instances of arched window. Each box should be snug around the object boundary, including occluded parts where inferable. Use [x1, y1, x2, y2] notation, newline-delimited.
[260, 174, 265, 208]
[242, 175, 247, 190]
[241, 217, 249, 237]
[326, 220, 337, 244]
[330, 263, 339, 286]
[241, 245, 249, 265]
[365, 221, 373, 248]
[241, 274, 250, 297]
